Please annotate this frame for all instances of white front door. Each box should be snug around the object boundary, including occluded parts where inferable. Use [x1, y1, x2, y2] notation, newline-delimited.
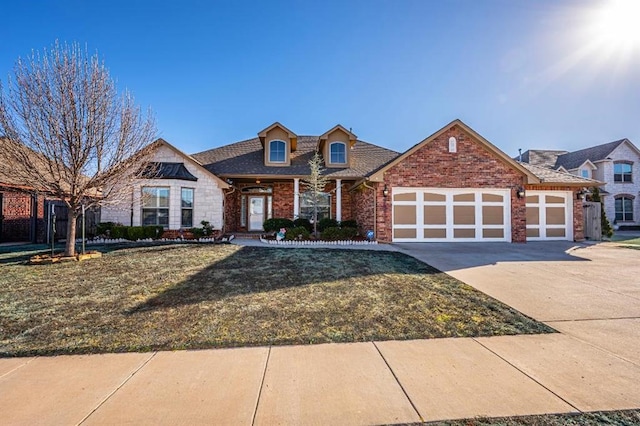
[248, 196, 265, 231]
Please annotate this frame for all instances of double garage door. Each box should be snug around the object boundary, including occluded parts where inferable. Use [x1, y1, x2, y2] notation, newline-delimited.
[391, 188, 572, 242]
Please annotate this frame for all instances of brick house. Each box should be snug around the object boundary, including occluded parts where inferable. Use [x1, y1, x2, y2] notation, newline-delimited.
[103, 119, 596, 242]
[520, 139, 640, 228]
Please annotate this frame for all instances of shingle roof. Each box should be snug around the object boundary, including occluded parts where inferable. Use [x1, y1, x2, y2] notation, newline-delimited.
[519, 162, 597, 185]
[191, 136, 400, 179]
[518, 150, 568, 168]
[554, 139, 626, 170]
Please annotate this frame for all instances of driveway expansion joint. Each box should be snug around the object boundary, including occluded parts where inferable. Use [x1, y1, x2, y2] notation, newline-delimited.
[0, 357, 35, 379]
[372, 341, 425, 423]
[470, 337, 582, 414]
[251, 345, 271, 426]
[77, 351, 158, 425]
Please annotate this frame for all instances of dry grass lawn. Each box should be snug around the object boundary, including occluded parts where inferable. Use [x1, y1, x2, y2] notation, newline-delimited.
[0, 244, 553, 356]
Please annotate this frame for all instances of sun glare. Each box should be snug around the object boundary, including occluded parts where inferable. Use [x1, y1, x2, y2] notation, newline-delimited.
[589, 0, 640, 51]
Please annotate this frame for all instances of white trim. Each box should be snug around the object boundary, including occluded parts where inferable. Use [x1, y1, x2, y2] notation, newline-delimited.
[391, 188, 511, 242]
[336, 179, 342, 222]
[293, 178, 300, 218]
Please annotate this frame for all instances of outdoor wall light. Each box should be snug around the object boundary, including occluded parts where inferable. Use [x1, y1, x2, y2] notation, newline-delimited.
[577, 189, 586, 200]
[382, 185, 389, 197]
[516, 187, 525, 199]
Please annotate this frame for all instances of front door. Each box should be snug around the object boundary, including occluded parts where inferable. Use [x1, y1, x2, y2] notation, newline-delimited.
[248, 196, 265, 231]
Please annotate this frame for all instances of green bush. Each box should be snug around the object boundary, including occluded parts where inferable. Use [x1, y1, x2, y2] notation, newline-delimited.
[263, 218, 294, 232]
[103, 225, 163, 240]
[321, 226, 358, 240]
[189, 227, 205, 238]
[145, 226, 164, 239]
[284, 226, 311, 240]
[127, 226, 146, 241]
[97, 222, 118, 236]
[340, 220, 357, 229]
[318, 218, 339, 232]
[293, 218, 312, 231]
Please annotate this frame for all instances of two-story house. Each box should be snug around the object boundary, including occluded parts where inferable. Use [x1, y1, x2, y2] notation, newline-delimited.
[520, 139, 640, 228]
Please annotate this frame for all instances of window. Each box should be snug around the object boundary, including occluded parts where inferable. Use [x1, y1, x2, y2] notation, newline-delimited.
[300, 191, 331, 221]
[269, 140, 286, 163]
[329, 142, 346, 164]
[142, 187, 169, 227]
[615, 196, 634, 221]
[181, 188, 194, 228]
[581, 169, 590, 178]
[614, 162, 632, 182]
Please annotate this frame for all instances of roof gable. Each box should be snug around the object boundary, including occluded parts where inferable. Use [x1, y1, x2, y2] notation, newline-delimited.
[554, 139, 627, 169]
[369, 119, 539, 183]
[258, 122, 298, 151]
[152, 138, 230, 188]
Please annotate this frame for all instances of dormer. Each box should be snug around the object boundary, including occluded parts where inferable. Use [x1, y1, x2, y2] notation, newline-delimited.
[258, 122, 298, 167]
[318, 125, 357, 168]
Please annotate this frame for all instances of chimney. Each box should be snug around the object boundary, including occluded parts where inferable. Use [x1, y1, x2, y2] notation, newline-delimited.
[518, 148, 522, 162]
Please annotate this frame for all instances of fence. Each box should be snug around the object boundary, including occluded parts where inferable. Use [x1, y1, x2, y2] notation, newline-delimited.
[583, 201, 602, 241]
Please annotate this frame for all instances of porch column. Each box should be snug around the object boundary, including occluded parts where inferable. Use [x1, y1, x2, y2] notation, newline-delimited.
[293, 178, 300, 219]
[336, 179, 342, 222]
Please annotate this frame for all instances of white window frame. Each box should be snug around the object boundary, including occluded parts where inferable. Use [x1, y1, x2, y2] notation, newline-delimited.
[269, 140, 286, 163]
[329, 142, 347, 164]
[181, 187, 194, 228]
[141, 186, 170, 227]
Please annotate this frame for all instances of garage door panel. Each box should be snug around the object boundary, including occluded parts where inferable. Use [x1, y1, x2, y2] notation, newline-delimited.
[453, 193, 475, 202]
[547, 228, 566, 238]
[394, 228, 417, 239]
[482, 193, 503, 202]
[482, 206, 503, 225]
[526, 207, 540, 225]
[454, 228, 476, 238]
[424, 228, 446, 238]
[546, 207, 565, 225]
[393, 205, 416, 225]
[453, 206, 475, 225]
[394, 192, 416, 202]
[424, 192, 445, 202]
[483, 228, 504, 238]
[546, 195, 565, 204]
[424, 206, 446, 225]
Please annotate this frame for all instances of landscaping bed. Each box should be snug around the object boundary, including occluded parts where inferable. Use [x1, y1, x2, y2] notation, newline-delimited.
[0, 244, 553, 356]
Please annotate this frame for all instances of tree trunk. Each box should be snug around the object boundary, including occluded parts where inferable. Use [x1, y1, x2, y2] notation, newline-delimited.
[65, 209, 77, 257]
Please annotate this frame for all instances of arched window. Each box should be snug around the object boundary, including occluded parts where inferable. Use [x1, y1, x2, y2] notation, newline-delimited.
[615, 196, 634, 221]
[614, 162, 632, 182]
[329, 142, 346, 164]
[269, 140, 286, 163]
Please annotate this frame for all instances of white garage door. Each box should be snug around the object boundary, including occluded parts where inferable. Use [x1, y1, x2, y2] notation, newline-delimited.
[392, 188, 511, 242]
[526, 191, 573, 241]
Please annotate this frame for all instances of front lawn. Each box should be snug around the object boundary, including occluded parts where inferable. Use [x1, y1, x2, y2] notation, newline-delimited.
[0, 244, 553, 356]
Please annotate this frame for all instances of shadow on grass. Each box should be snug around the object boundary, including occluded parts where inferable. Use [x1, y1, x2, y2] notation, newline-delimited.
[127, 246, 439, 313]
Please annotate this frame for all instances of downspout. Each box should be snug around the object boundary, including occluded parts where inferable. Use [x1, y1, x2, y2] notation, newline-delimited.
[361, 179, 377, 240]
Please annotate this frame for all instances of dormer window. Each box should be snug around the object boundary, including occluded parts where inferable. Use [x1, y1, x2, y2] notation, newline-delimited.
[269, 140, 286, 163]
[580, 169, 590, 178]
[330, 142, 347, 164]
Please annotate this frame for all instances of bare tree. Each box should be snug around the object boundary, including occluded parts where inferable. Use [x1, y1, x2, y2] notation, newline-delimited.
[302, 151, 330, 236]
[0, 41, 157, 256]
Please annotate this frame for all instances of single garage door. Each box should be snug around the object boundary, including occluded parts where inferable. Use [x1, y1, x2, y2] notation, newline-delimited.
[526, 191, 573, 241]
[392, 188, 511, 242]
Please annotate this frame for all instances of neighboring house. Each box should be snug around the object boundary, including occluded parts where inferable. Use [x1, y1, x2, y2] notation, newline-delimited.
[520, 139, 640, 227]
[190, 120, 592, 242]
[0, 138, 50, 243]
[100, 139, 229, 231]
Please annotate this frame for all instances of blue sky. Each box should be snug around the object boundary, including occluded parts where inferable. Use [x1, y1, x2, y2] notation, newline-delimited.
[2, 0, 639, 156]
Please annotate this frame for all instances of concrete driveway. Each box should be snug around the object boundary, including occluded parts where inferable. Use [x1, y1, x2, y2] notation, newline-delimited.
[395, 241, 640, 365]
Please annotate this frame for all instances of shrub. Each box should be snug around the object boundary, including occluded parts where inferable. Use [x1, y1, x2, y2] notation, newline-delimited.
[339, 220, 357, 229]
[318, 218, 339, 232]
[127, 226, 145, 241]
[293, 218, 312, 231]
[263, 218, 294, 232]
[190, 227, 205, 238]
[284, 226, 311, 240]
[321, 226, 357, 240]
[144, 226, 164, 239]
[109, 225, 129, 239]
[97, 222, 117, 236]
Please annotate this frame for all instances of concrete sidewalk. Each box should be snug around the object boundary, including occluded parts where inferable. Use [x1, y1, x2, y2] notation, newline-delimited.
[1, 242, 639, 424]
